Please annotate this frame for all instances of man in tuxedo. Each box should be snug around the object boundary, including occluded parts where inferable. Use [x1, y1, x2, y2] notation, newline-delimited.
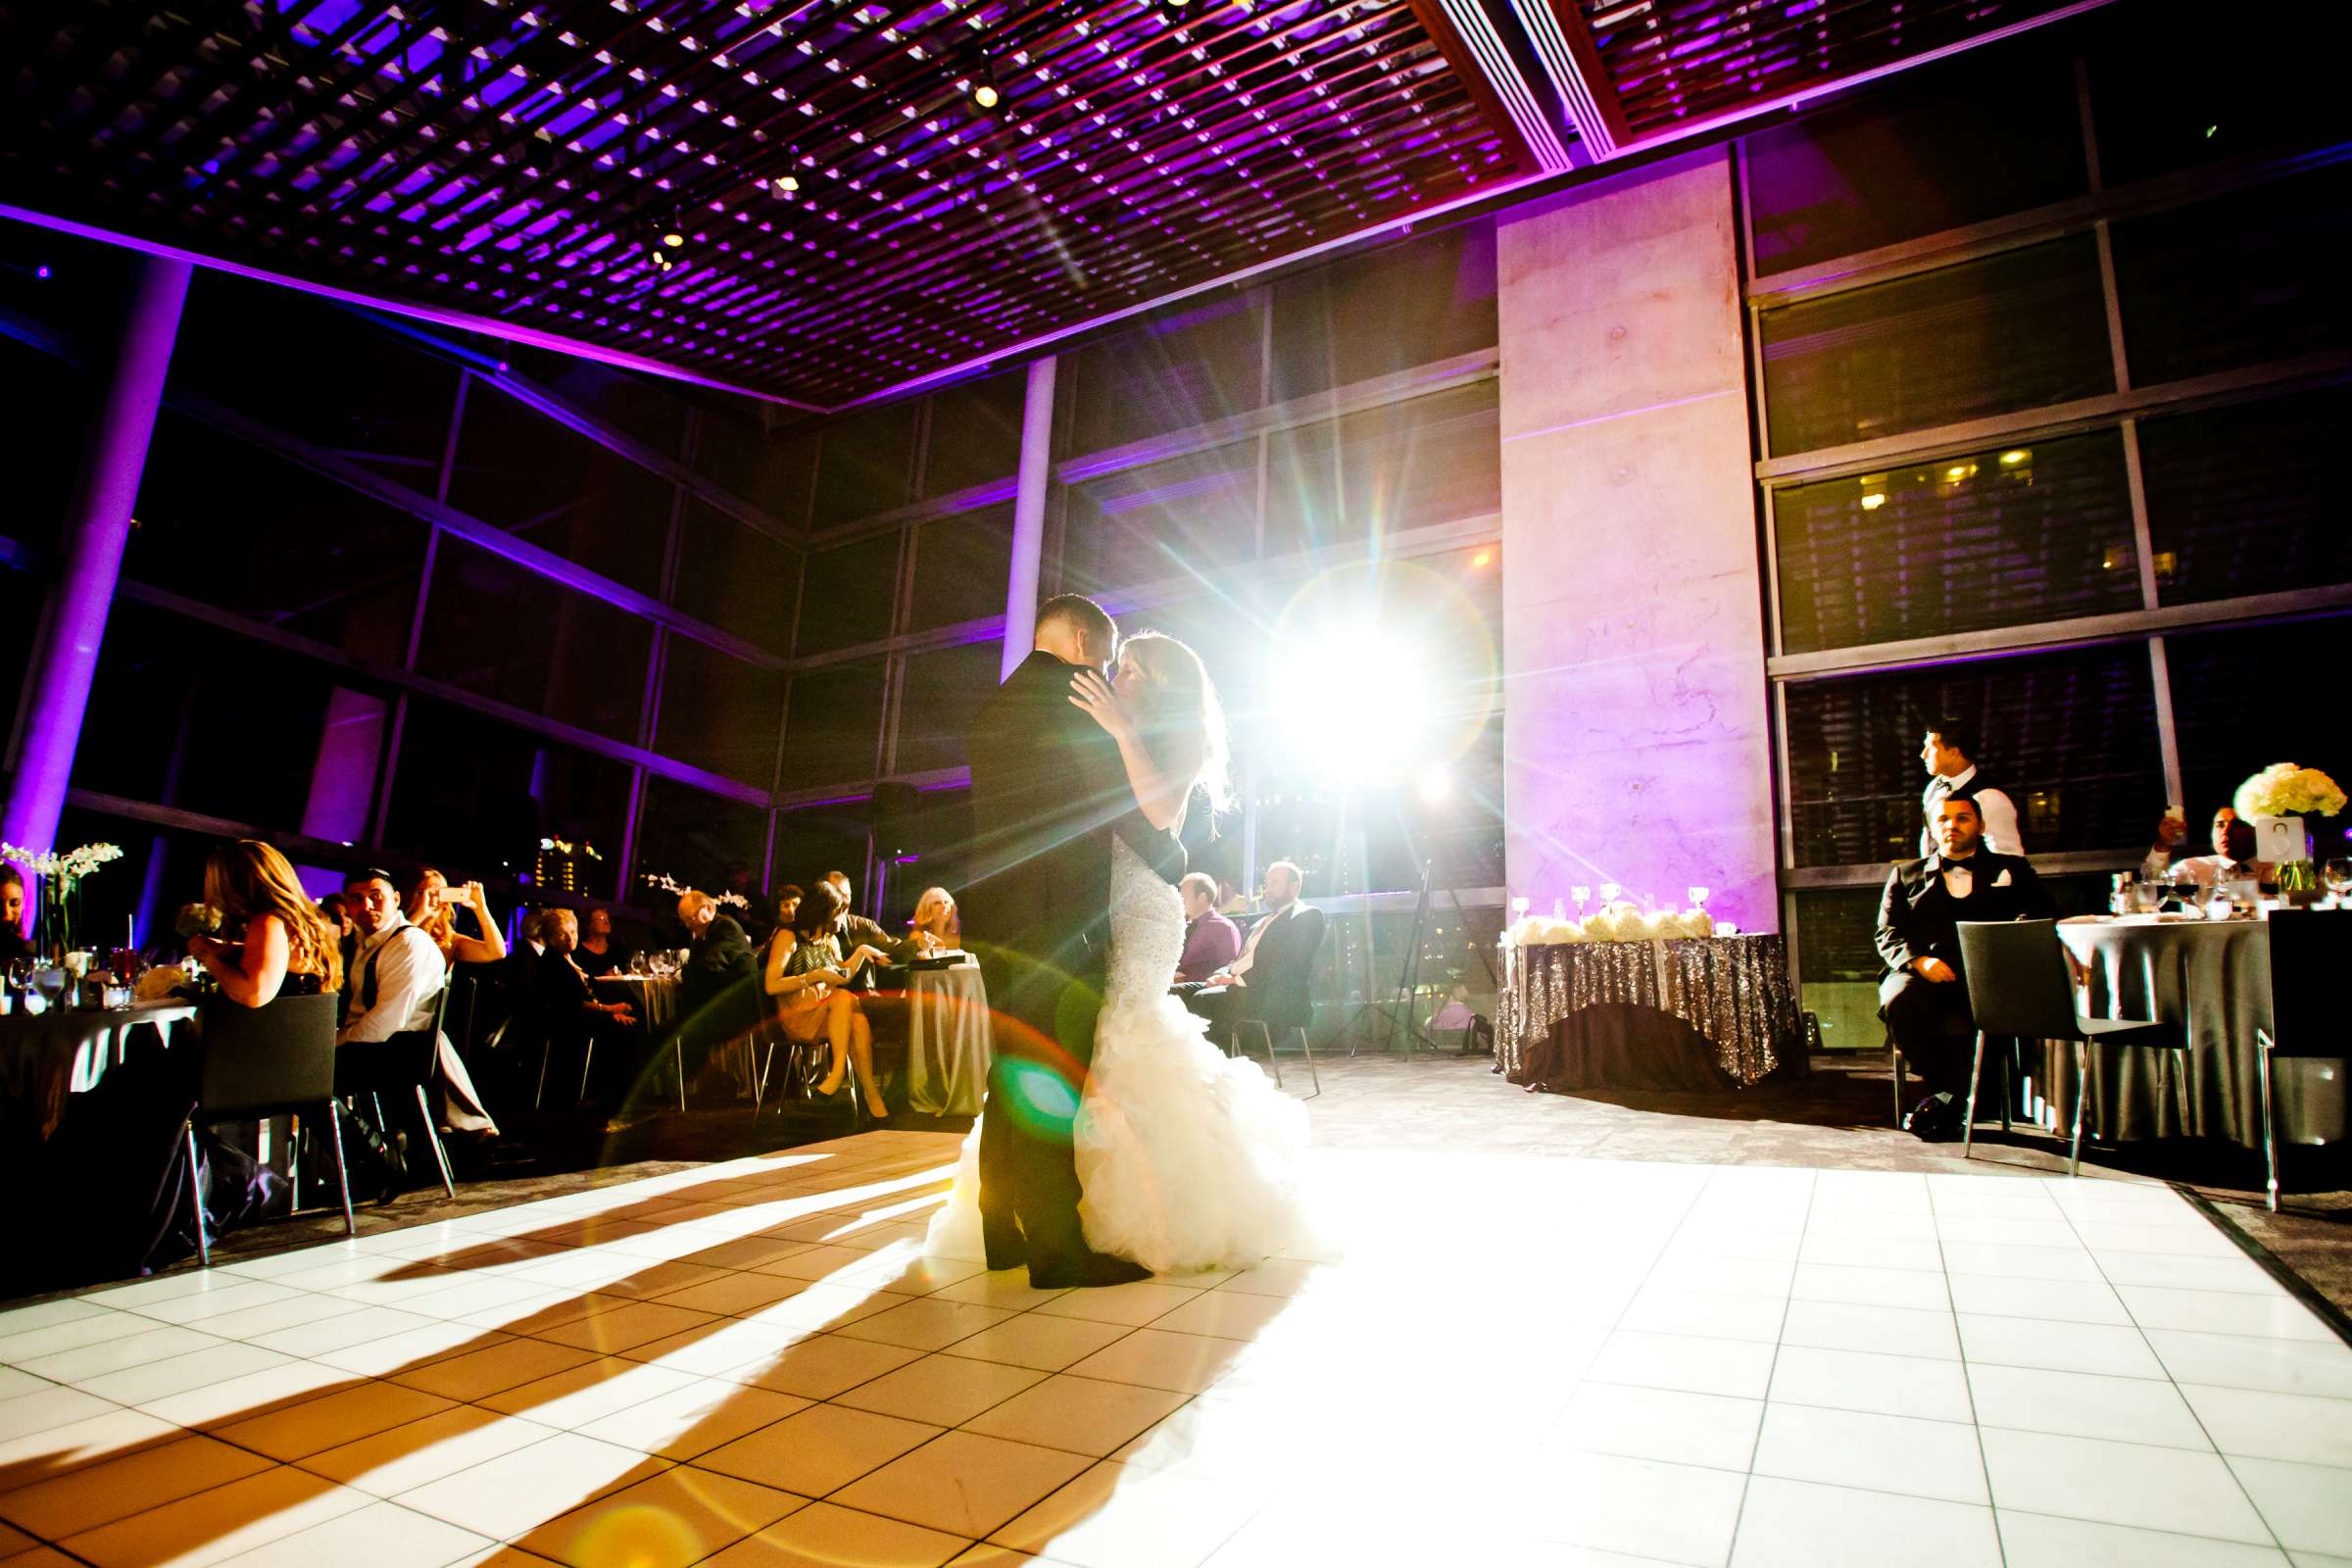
[1184, 860, 1326, 1046]
[1918, 717, 2023, 858]
[671, 890, 759, 1091]
[963, 594, 1183, 1288]
[1878, 797, 2055, 1140]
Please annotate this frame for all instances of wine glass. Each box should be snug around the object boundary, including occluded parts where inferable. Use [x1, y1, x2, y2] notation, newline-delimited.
[629, 951, 647, 977]
[1598, 883, 1621, 908]
[2323, 858, 2352, 908]
[1688, 886, 1711, 913]
[1570, 886, 1591, 917]
[2124, 879, 2163, 916]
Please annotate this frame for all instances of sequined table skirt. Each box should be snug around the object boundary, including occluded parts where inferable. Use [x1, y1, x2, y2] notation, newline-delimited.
[1495, 935, 1800, 1092]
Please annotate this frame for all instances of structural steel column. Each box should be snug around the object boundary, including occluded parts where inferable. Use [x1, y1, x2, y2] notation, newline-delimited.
[1002, 355, 1056, 678]
[3, 254, 191, 868]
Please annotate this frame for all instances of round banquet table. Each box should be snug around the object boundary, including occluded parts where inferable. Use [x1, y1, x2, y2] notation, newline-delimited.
[886, 961, 993, 1116]
[0, 999, 198, 1145]
[593, 973, 681, 1036]
[2046, 915, 2341, 1151]
[1495, 934, 1801, 1092]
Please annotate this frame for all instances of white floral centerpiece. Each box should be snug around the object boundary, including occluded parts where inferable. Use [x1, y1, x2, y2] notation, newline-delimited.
[2232, 763, 2344, 891]
[0, 841, 124, 961]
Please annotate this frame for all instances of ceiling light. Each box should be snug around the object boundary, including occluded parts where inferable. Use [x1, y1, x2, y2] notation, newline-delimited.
[973, 81, 1000, 109]
[1998, 449, 2031, 466]
[775, 172, 800, 193]
[1859, 492, 1886, 511]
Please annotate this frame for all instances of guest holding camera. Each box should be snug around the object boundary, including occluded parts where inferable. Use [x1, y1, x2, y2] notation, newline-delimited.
[765, 879, 893, 1114]
[2141, 807, 2270, 889]
[406, 868, 509, 967]
[187, 840, 343, 1005]
[342, 866, 499, 1140]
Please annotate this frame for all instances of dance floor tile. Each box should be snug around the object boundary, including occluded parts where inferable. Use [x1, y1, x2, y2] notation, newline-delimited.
[0, 1435, 274, 1539]
[990, 1458, 1264, 1568]
[392, 1433, 672, 1541]
[1583, 1330, 1778, 1399]
[215, 1383, 457, 1461]
[296, 1405, 564, 1497]
[961, 1377, 1189, 1458]
[1966, 1362, 2210, 1449]
[57, 1466, 370, 1568]
[1766, 1345, 1972, 1423]
[1730, 1477, 2000, 1568]
[1952, 1313, 2165, 1379]
[946, 1317, 1130, 1375]
[724, 1332, 925, 1399]
[2180, 1383, 2352, 1468]
[2227, 1454, 2352, 1555]
[706, 1500, 969, 1568]
[694, 1402, 941, 1497]
[3, 1124, 2344, 1568]
[1059, 1330, 1248, 1396]
[1994, 1509, 2290, 1568]
[1752, 1401, 1988, 1504]
[206, 1498, 496, 1568]
[1030, 1283, 1203, 1328]
[832, 1431, 1091, 1539]
[834, 1356, 1049, 1428]
[514, 1468, 805, 1568]
[1545, 1381, 1762, 1471]
[1979, 1428, 2272, 1542]
[832, 1298, 1019, 1352]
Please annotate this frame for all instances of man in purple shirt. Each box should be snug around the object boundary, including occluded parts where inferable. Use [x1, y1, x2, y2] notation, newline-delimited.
[1175, 871, 1242, 985]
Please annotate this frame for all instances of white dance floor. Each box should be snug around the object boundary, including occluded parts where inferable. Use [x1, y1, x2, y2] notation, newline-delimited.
[0, 1132, 2346, 1567]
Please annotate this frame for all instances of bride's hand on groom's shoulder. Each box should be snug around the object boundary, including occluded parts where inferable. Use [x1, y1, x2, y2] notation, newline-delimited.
[1068, 669, 1132, 737]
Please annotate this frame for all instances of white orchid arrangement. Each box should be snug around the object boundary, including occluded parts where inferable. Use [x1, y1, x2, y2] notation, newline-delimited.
[0, 842, 124, 879]
[640, 870, 749, 910]
[2233, 763, 2346, 821]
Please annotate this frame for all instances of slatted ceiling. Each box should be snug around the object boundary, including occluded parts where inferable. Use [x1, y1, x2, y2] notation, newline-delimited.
[0, 0, 1512, 407]
[1578, 0, 2089, 136]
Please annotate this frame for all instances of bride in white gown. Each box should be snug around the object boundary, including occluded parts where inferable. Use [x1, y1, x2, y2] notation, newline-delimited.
[928, 632, 1312, 1275]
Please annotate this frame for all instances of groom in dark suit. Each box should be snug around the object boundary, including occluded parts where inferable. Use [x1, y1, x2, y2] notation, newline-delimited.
[963, 595, 1184, 1288]
[1878, 795, 2055, 1140]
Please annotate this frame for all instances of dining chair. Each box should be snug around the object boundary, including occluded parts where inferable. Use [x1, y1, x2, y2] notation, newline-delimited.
[186, 992, 351, 1265]
[2257, 910, 2350, 1211]
[1232, 918, 1327, 1099]
[1954, 919, 2180, 1175]
[334, 984, 458, 1199]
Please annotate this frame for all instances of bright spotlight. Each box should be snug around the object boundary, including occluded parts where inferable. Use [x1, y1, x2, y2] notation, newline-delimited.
[1416, 768, 1453, 806]
[1263, 561, 1496, 790]
[972, 81, 1001, 109]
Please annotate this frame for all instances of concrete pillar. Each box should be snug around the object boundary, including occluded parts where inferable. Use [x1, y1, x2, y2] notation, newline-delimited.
[1496, 149, 1776, 930]
[300, 687, 389, 847]
[1002, 355, 1057, 678]
[2, 254, 191, 875]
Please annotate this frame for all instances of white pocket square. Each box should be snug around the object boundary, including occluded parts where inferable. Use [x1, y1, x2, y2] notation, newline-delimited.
[1992, 869, 2013, 887]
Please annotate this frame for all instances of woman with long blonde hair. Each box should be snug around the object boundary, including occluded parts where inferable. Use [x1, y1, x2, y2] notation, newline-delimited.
[406, 867, 509, 965]
[189, 840, 343, 1006]
[907, 886, 959, 955]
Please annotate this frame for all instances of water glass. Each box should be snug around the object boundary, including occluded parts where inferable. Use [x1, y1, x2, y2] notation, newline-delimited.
[2324, 858, 2352, 907]
[2123, 880, 2163, 916]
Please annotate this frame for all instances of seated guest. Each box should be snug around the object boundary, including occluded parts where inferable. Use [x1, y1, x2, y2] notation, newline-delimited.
[674, 890, 761, 1089]
[763, 879, 894, 1114]
[822, 870, 903, 958]
[341, 866, 500, 1141]
[774, 884, 805, 932]
[725, 860, 770, 945]
[188, 840, 342, 1005]
[1878, 797, 2055, 1141]
[318, 892, 355, 950]
[1176, 872, 1241, 984]
[532, 908, 638, 1101]
[575, 906, 629, 976]
[2141, 807, 2270, 888]
[1185, 860, 1326, 1044]
[907, 886, 960, 956]
[407, 868, 509, 966]
[0, 868, 34, 961]
[1918, 718, 2023, 858]
[1428, 981, 1494, 1054]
